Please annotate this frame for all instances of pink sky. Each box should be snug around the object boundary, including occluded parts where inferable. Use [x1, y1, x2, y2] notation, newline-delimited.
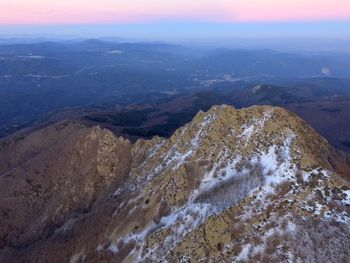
[1, 0, 350, 24]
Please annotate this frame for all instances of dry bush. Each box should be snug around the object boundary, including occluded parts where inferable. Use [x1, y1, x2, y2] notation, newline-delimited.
[265, 232, 282, 255]
[290, 220, 350, 263]
[250, 253, 263, 262]
[331, 187, 344, 201]
[276, 148, 285, 165]
[314, 189, 324, 203]
[295, 170, 304, 185]
[276, 181, 292, 197]
[266, 169, 273, 176]
[194, 164, 264, 210]
[229, 222, 247, 240]
[251, 235, 263, 246]
[235, 158, 253, 173]
[231, 243, 242, 256]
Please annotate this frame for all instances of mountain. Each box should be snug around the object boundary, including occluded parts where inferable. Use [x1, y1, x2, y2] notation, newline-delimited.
[196, 49, 350, 78]
[2, 40, 350, 139]
[70, 86, 350, 153]
[227, 84, 302, 107]
[0, 105, 349, 262]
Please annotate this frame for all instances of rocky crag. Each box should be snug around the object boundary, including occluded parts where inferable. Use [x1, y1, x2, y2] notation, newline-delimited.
[0, 105, 349, 262]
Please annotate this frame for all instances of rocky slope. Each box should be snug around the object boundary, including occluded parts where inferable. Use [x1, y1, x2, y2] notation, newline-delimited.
[0, 105, 349, 262]
[0, 121, 132, 250]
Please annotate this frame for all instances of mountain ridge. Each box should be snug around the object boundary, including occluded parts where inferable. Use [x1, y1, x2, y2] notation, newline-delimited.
[0, 104, 349, 262]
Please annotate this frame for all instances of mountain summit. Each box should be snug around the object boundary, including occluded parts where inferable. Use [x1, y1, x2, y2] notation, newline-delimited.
[1, 105, 349, 262]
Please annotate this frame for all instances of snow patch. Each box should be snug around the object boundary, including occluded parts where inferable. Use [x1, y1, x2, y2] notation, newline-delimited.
[239, 109, 273, 146]
[108, 243, 119, 253]
[236, 244, 252, 261]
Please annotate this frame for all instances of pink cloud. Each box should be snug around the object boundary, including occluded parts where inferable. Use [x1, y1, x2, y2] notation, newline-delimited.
[0, 0, 349, 24]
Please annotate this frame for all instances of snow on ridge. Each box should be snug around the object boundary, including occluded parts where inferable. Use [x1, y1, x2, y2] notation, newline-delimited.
[189, 112, 217, 147]
[111, 108, 305, 261]
[148, 141, 166, 159]
[342, 190, 350, 205]
[133, 111, 218, 187]
[260, 134, 296, 187]
[105, 104, 350, 261]
[198, 133, 297, 199]
[123, 202, 217, 262]
[240, 124, 255, 144]
[239, 108, 273, 145]
[258, 108, 274, 128]
[133, 135, 299, 260]
[122, 114, 224, 260]
[139, 106, 277, 187]
[138, 140, 166, 170]
[139, 203, 216, 261]
[108, 243, 119, 253]
[299, 169, 350, 224]
[159, 112, 217, 172]
[233, 213, 298, 261]
[236, 243, 252, 262]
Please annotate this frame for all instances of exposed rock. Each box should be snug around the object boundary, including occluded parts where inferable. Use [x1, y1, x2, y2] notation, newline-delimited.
[0, 121, 132, 250]
[0, 105, 349, 262]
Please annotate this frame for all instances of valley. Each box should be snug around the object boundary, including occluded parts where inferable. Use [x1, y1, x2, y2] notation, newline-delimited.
[0, 39, 350, 262]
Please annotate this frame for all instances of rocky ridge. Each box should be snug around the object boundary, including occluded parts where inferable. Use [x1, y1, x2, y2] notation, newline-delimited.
[0, 105, 349, 262]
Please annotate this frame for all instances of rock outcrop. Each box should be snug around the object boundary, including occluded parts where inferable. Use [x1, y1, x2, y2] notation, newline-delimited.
[0, 105, 349, 262]
[0, 121, 132, 251]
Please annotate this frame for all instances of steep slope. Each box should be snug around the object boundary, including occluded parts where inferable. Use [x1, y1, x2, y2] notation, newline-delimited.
[0, 121, 132, 250]
[0, 105, 349, 262]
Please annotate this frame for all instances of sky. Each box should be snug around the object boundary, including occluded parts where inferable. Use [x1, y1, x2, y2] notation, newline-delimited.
[0, 0, 350, 40]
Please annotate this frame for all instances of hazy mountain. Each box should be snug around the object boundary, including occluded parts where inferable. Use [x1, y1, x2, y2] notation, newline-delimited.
[1, 40, 350, 139]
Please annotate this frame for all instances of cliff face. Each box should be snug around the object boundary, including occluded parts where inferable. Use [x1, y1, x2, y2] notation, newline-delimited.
[0, 105, 349, 262]
[0, 122, 132, 250]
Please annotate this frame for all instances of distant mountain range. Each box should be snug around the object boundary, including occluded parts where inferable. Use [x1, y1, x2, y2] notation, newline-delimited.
[1, 39, 350, 144]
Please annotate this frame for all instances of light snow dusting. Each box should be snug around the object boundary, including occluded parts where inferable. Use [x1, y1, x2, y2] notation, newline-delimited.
[127, 122, 300, 261]
[240, 109, 273, 146]
[105, 106, 350, 262]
